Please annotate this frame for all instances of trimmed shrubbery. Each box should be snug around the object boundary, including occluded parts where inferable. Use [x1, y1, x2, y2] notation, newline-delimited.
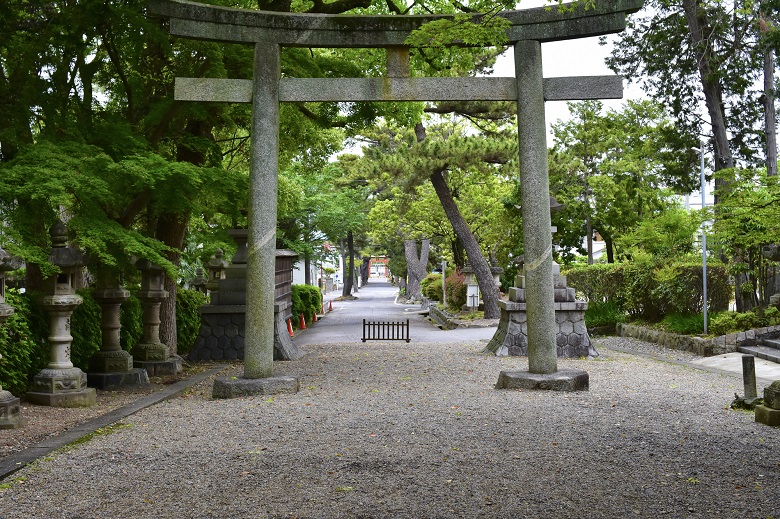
[444, 270, 467, 310]
[420, 273, 443, 301]
[176, 289, 208, 356]
[566, 261, 731, 331]
[291, 284, 322, 329]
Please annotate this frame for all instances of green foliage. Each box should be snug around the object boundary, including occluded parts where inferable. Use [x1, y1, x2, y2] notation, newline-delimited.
[120, 294, 143, 352]
[660, 313, 705, 335]
[617, 208, 702, 261]
[566, 263, 625, 305]
[710, 308, 780, 337]
[405, 13, 510, 48]
[567, 261, 731, 325]
[176, 289, 208, 356]
[70, 290, 103, 370]
[548, 100, 697, 262]
[445, 270, 467, 310]
[0, 290, 44, 396]
[291, 284, 323, 328]
[584, 300, 626, 329]
[420, 273, 443, 301]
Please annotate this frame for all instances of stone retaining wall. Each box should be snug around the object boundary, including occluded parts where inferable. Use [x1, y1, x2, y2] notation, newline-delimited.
[616, 323, 780, 357]
[428, 304, 457, 330]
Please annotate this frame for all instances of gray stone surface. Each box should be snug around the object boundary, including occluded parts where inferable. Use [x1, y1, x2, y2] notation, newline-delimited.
[212, 375, 299, 399]
[516, 39, 557, 375]
[755, 404, 780, 426]
[149, 0, 643, 47]
[86, 368, 150, 391]
[244, 42, 280, 380]
[0, 390, 27, 429]
[764, 380, 780, 409]
[495, 369, 589, 391]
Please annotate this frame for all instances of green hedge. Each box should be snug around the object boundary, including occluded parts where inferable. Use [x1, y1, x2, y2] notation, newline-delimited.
[291, 284, 322, 329]
[566, 261, 731, 322]
[420, 273, 443, 301]
[176, 289, 208, 356]
[0, 287, 204, 396]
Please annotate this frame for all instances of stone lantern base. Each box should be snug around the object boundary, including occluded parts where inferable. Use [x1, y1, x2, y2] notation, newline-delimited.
[133, 343, 181, 377]
[26, 367, 96, 407]
[0, 389, 28, 429]
[87, 350, 150, 389]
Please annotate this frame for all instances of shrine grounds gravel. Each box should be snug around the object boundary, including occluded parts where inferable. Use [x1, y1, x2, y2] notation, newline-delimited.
[1, 336, 779, 518]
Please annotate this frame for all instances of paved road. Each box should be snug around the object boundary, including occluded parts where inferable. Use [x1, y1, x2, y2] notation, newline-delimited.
[293, 281, 497, 346]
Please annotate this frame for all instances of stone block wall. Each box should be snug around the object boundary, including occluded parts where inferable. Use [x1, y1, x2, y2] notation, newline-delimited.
[616, 323, 780, 357]
[486, 301, 593, 357]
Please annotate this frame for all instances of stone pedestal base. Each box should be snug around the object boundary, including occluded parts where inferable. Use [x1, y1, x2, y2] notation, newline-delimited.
[135, 356, 182, 377]
[89, 349, 134, 373]
[133, 342, 170, 362]
[0, 390, 28, 429]
[486, 301, 596, 358]
[27, 367, 96, 406]
[212, 375, 299, 399]
[87, 368, 150, 390]
[755, 404, 780, 426]
[495, 369, 589, 392]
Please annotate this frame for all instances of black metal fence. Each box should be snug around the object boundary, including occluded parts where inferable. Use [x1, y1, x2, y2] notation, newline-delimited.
[362, 319, 410, 343]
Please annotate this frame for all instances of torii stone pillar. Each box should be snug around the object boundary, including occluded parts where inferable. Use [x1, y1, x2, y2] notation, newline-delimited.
[149, 0, 643, 395]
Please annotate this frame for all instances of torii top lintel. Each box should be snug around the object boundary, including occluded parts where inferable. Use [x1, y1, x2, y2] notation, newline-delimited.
[148, 0, 644, 48]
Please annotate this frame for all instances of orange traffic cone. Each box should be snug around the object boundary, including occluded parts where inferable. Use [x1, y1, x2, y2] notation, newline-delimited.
[321, 302, 325, 314]
[312, 311, 318, 323]
[286, 318, 294, 337]
[299, 314, 306, 330]
[328, 300, 333, 312]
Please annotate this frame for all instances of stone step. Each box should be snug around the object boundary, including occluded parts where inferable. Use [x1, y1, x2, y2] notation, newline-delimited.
[759, 338, 780, 350]
[737, 345, 780, 364]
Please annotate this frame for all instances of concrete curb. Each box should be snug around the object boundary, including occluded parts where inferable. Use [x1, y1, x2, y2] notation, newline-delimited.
[0, 365, 228, 481]
[603, 345, 777, 386]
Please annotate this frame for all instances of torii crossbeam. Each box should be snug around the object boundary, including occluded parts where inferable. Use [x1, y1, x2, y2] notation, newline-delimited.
[148, 0, 643, 395]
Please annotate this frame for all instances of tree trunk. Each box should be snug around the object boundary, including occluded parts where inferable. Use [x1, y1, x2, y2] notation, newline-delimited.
[360, 256, 370, 285]
[342, 231, 354, 297]
[430, 169, 500, 318]
[682, 0, 735, 178]
[304, 255, 311, 285]
[156, 211, 188, 357]
[604, 236, 614, 264]
[764, 47, 777, 177]
[404, 239, 429, 300]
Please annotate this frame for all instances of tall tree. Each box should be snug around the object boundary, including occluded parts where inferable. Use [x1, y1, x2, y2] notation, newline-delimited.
[549, 100, 697, 262]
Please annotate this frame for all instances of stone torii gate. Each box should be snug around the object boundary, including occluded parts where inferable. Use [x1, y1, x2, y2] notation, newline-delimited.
[149, 0, 643, 396]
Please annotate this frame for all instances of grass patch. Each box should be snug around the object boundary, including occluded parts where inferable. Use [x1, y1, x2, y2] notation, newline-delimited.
[67, 422, 133, 448]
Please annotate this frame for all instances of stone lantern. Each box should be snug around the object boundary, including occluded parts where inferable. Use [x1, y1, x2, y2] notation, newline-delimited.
[0, 247, 27, 428]
[87, 269, 149, 389]
[191, 267, 208, 294]
[27, 221, 96, 407]
[133, 259, 178, 376]
[206, 249, 229, 292]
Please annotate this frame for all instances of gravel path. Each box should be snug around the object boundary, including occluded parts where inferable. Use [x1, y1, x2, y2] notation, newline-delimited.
[1, 336, 778, 518]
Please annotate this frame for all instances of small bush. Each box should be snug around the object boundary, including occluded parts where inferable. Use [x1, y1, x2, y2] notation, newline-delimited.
[120, 294, 143, 352]
[176, 289, 208, 356]
[708, 308, 780, 336]
[0, 290, 45, 396]
[660, 313, 705, 335]
[291, 284, 322, 328]
[420, 273, 443, 301]
[70, 289, 103, 370]
[445, 270, 467, 310]
[585, 300, 626, 329]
